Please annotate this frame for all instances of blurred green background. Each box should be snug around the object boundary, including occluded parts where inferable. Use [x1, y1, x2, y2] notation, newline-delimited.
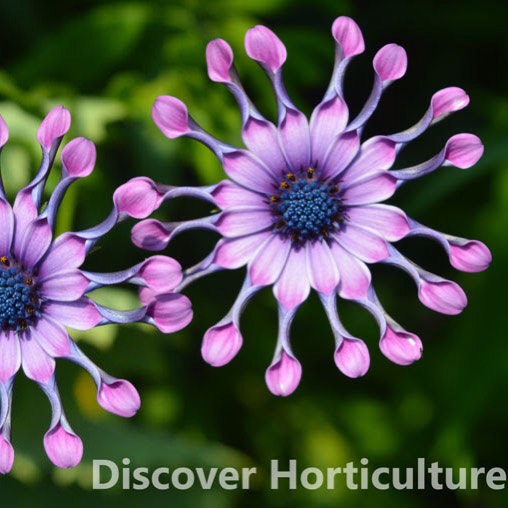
[0, 0, 507, 506]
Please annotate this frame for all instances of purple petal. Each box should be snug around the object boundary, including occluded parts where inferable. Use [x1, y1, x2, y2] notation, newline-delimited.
[380, 326, 422, 365]
[341, 173, 397, 206]
[216, 207, 273, 237]
[206, 39, 234, 83]
[214, 231, 270, 268]
[212, 180, 265, 209]
[40, 270, 89, 302]
[0, 114, 8, 148]
[340, 136, 396, 183]
[265, 350, 302, 396]
[334, 338, 370, 378]
[139, 256, 183, 292]
[310, 96, 348, 166]
[273, 247, 311, 310]
[97, 379, 140, 417]
[113, 177, 164, 219]
[431, 87, 469, 120]
[37, 106, 71, 151]
[331, 16, 365, 57]
[148, 294, 193, 333]
[321, 131, 360, 180]
[44, 423, 83, 468]
[0, 436, 14, 474]
[307, 241, 339, 295]
[152, 96, 190, 139]
[0, 199, 13, 256]
[418, 279, 467, 315]
[20, 335, 55, 383]
[449, 240, 492, 273]
[32, 317, 71, 357]
[19, 218, 52, 268]
[335, 225, 389, 263]
[12, 189, 38, 260]
[202, 322, 243, 367]
[444, 134, 483, 169]
[44, 298, 102, 330]
[373, 44, 407, 81]
[249, 234, 291, 286]
[38, 233, 86, 278]
[330, 241, 371, 299]
[242, 117, 287, 174]
[131, 219, 171, 251]
[61, 137, 96, 177]
[0, 331, 21, 383]
[346, 204, 409, 241]
[279, 109, 311, 171]
[245, 25, 287, 72]
[223, 150, 277, 193]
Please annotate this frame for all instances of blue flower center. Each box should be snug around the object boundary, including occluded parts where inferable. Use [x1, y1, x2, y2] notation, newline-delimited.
[0, 257, 42, 332]
[270, 169, 343, 243]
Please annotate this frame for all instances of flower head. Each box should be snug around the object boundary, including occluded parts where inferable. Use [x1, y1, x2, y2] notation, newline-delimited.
[134, 17, 490, 396]
[0, 107, 192, 472]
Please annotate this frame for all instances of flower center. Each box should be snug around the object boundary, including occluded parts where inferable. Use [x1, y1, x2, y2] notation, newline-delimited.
[0, 256, 42, 332]
[270, 168, 344, 243]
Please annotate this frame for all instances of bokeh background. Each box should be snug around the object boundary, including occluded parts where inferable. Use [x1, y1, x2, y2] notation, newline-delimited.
[0, 0, 507, 506]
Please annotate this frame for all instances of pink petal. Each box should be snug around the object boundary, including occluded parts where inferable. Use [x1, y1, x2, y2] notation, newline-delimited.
[445, 134, 483, 169]
[214, 231, 270, 268]
[215, 207, 273, 237]
[248, 234, 291, 286]
[32, 317, 71, 357]
[18, 218, 52, 269]
[380, 326, 422, 365]
[0, 436, 14, 474]
[20, 335, 55, 383]
[212, 180, 265, 209]
[321, 131, 360, 180]
[0, 331, 21, 383]
[340, 136, 396, 183]
[346, 204, 409, 241]
[37, 106, 71, 151]
[330, 241, 371, 299]
[273, 247, 311, 310]
[265, 351, 302, 396]
[449, 240, 492, 273]
[334, 338, 370, 378]
[61, 137, 96, 177]
[331, 16, 365, 57]
[431, 87, 469, 120]
[139, 286, 157, 306]
[139, 256, 183, 292]
[373, 44, 407, 81]
[44, 424, 83, 469]
[12, 188, 38, 258]
[0, 199, 13, 256]
[201, 323, 243, 367]
[41, 270, 89, 302]
[242, 117, 287, 174]
[98, 379, 140, 417]
[44, 298, 102, 331]
[0, 114, 8, 148]
[245, 25, 287, 72]
[152, 96, 190, 139]
[223, 150, 277, 194]
[149, 294, 193, 333]
[279, 109, 311, 171]
[131, 219, 170, 251]
[341, 173, 397, 206]
[335, 225, 389, 263]
[38, 233, 86, 278]
[307, 241, 339, 295]
[206, 39, 234, 83]
[310, 96, 349, 166]
[114, 177, 164, 219]
[418, 279, 467, 315]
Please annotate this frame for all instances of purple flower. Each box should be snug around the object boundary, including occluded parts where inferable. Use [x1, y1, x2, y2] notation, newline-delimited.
[0, 107, 192, 473]
[133, 17, 491, 396]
